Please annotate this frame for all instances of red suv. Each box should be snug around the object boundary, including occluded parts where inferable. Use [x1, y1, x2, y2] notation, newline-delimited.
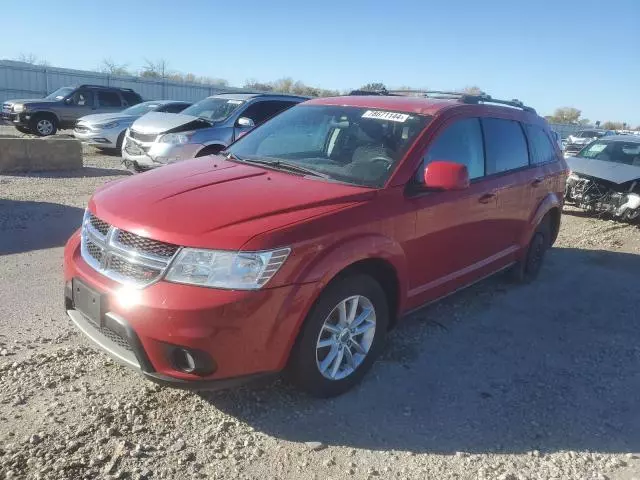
[64, 91, 567, 397]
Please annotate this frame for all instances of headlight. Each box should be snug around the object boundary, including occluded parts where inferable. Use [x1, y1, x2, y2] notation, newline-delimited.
[13, 104, 24, 113]
[95, 121, 119, 129]
[159, 131, 195, 144]
[165, 247, 291, 290]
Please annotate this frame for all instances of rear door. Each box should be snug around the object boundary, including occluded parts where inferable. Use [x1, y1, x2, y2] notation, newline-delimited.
[524, 123, 562, 211]
[406, 116, 506, 307]
[480, 117, 533, 252]
[95, 90, 125, 114]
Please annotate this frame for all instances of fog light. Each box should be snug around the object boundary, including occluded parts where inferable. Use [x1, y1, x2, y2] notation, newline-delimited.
[168, 346, 216, 376]
[173, 348, 196, 373]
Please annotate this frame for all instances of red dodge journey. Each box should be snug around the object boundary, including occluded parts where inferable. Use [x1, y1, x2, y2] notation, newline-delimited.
[64, 91, 567, 397]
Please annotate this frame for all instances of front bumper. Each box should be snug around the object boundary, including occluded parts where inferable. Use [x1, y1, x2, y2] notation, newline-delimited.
[122, 135, 204, 168]
[63, 232, 318, 389]
[73, 125, 124, 148]
[1, 111, 29, 126]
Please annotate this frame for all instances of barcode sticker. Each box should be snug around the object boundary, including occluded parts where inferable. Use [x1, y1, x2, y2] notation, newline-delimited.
[362, 110, 410, 122]
[227, 100, 243, 104]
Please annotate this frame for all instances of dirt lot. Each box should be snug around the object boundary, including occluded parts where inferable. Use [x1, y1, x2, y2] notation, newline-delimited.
[1, 131, 639, 479]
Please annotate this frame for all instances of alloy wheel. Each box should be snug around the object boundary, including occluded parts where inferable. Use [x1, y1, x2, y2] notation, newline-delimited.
[36, 119, 54, 136]
[315, 295, 376, 381]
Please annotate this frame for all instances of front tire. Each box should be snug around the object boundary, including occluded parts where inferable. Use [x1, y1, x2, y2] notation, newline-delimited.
[30, 115, 57, 136]
[286, 274, 389, 397]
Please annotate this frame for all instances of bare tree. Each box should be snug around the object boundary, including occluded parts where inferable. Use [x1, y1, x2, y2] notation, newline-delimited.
[100, 58, 130, 76]
[141, 59, 172, 79]
[17, 53, 38, 64]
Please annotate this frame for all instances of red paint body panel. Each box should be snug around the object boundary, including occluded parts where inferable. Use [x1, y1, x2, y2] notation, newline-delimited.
[63, 95, 568, 386]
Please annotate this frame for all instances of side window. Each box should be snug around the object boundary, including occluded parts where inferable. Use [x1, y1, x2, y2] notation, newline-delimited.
[97, 91, 123, 108]
[422, 118, 485, 179]
[525, 124, 558, 165]
[121, 91, 141, 106]
[482, 118, 529, 175]
[240, 100, 297, 125]
[70, 90, 94, 107]
[162, 103, 189, 114]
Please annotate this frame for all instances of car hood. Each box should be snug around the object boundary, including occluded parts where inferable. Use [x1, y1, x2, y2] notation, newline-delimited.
[77, 113, 135, 125]
[566, 156, 640, 184]
[89, 157, 373, 250]
[129, 112, 212, 135]
[4, 98, 59, 106]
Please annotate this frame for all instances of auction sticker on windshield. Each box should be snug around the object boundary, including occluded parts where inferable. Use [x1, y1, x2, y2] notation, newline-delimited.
[362, 110, 410, 122]
[227, 100, 243, 104]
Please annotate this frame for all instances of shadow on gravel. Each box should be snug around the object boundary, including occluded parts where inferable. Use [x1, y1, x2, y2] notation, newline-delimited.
[0, 199, 84, 255]
[201, 247, 640, 455]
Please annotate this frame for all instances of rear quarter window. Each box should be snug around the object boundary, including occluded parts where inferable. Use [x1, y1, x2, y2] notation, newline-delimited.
[121, 91, 142, 106]
[525, 124, 558, 165]
[482, 118, 529, 174]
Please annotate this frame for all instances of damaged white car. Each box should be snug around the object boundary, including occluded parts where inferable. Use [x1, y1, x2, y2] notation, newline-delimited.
[565, 135, 640, 222]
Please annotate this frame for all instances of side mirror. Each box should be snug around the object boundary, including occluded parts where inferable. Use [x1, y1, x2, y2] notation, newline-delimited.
[237, 117, 255, 128]
[423, 161, 470, 191]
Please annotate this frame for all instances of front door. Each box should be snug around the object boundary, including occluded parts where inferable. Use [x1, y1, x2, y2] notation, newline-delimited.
[60, 89, 95, 127]
[404, 117, 508, 309]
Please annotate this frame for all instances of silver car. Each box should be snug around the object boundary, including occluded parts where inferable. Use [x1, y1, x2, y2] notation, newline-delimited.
[121, 93, 306, 171]
[73, 101, 191, 151]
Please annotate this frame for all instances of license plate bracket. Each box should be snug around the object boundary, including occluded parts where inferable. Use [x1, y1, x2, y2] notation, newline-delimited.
[72, 278, 103, 325]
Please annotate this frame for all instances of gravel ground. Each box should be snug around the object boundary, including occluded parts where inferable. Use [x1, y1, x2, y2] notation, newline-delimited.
[1, 132, 640, 479]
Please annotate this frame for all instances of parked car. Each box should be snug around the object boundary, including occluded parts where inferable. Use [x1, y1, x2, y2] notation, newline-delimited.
[564, 129, 615, 156]
[565, 135, 640, 221]
[121, 93, 307, 172]
[1, 85, 143, 137]
[64, 91, 567, 397]
[73, 101, 191, 151]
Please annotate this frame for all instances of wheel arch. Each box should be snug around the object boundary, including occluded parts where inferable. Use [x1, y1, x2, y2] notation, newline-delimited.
[519, 192, 563, 249]
[294, 235, 408, 329]
[196, 142, 227, 157]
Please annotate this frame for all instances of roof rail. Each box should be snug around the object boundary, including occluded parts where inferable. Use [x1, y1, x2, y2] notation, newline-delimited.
[350, 88, 536, 113]
[77, 84, 135, 92]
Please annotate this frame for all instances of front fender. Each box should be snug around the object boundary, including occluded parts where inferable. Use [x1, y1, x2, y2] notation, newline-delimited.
[518, 192, 562, 248]
[294, 233, 409, 314]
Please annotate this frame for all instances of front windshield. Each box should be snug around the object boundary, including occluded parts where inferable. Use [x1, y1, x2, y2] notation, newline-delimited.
[180, 97, 245, 122]
[45, 87, 74, 100]
[227, 105, 430, 187]
[122, 101, 163, 116]
[578, 140, 640, 165]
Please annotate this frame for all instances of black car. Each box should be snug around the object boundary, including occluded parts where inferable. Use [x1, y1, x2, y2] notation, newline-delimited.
[1, 84, 143, 136]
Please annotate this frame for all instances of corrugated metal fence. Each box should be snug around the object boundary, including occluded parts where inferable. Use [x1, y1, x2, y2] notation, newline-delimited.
[0, 61, 243, 104]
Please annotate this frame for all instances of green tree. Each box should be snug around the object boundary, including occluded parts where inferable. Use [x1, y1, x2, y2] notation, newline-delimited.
[601, 121, 624, 130]
[547, 107, 582, 124]
[462, 86, 484, 95]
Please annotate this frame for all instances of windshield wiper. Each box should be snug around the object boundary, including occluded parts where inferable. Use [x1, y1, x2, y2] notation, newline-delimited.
[241, 158, 330, 179]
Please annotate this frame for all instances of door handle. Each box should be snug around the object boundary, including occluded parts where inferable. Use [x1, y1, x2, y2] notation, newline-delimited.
[531, 177, 544, 187]
[478, 193, 496, 204]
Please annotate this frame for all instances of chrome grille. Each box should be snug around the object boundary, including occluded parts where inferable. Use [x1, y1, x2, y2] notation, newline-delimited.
[116, 230, 179, 258]
[129, 130, 157, 143]
[110, 256, 161, 284]
[80, 211, 179, 288]
[89, 213, 109, 235]
[86, 241, 103, 263]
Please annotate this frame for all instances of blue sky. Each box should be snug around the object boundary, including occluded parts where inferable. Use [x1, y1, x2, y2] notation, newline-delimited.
[3, 0, 639, 125]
